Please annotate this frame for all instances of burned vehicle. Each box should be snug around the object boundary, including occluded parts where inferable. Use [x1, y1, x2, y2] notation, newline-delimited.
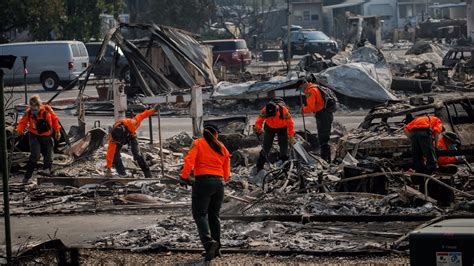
[442, 46, 472, 67]
[336, 93, 474, 166]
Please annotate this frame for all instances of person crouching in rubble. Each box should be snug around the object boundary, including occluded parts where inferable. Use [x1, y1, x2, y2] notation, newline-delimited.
[404, 114, 443, 175]
[301, 80, 335, 163]
[180, 124, 230, 262]
[254, 98, 295, 176]
[105, 104, 160, 178]
[437, 131, 465, 169]
[15, 95, 61, 183]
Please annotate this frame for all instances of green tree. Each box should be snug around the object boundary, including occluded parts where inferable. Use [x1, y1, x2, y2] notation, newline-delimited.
[61, 0, 125, 41]
[130, 0, 216, 33]
[0, 0, 63, 42]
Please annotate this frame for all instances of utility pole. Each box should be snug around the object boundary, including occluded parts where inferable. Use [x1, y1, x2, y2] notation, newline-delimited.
[21, 56, 28, 105]
[0, 55, 16, 265]
[287, 0, 292, 74]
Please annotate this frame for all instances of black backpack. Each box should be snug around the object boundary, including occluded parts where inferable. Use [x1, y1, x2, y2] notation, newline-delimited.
[318, 85, 338, 113]
[30, 110, 51, 134]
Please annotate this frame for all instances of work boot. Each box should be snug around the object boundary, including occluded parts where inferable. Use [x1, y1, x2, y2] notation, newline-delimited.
[204, 240, 219, 262]
[143, 168, 152, 179]
[320, 145, 331, 163]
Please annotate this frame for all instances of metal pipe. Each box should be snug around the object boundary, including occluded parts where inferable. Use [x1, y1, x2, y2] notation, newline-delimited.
[0, 69, 13, 263]
[148, 116, 153, 144]
[157, 108, 165, 179]
[21, 56, 28, 105]
[286, 0, 291, 73]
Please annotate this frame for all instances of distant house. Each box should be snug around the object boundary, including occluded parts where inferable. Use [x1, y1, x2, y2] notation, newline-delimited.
[468, 0, 474, 41]
[291, 0, 324, 30]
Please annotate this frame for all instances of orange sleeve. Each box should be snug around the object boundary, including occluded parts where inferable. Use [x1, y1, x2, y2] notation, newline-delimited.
[255, 107, 266, 132]
[133, 109, 155, 125]
[181, 140, 199, 179]
[438, 156, 458, 166]
[223, 148, 231, 182]
[432, 118, 443, 135]
[16, 110, 30, 133]
[303, 90, 316, 113]
[106, 139, 117, 169]
[48, 107, 61, 131]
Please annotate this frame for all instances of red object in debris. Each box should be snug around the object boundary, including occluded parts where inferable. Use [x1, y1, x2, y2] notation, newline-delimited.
[202, 39, 251, 68]
[68, 62, 74, 70]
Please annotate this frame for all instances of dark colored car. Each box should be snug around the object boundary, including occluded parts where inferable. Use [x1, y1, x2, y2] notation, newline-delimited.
[85, 42, 130, 82]
[202, 39, 251, 69]
[442, 46, 472, 67]
[282, 30, 338, 59]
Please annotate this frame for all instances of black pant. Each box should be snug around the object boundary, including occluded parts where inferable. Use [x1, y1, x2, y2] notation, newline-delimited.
[113, 135, 151, 178]
[256, 125, 288, 170]
[315, 109, 333, 162]
[410, 130, 437, 175]
[25, 133, 53, 180]
[192, 176, 225, 249]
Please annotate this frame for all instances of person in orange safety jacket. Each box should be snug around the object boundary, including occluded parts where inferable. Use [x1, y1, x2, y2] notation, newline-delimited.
[437, 131, 463, 166]
[180, 124, 230, 262]
[254, 98, 295, 173]
[105, 104, 159, 178]
[404, 115, 443, 175]
[302, 82, 334, 163]
[15, 95, 61, 183]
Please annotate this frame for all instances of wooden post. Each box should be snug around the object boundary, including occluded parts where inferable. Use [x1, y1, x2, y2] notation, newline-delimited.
[190, 86, 203, 137]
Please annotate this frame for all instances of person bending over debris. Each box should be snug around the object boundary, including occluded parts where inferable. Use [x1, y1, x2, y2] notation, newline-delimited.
[15, 95, 61, 183]
[180, 124, 230, 262]
[254, 98, 295, 175]
[437, 131, 464, 167]
[404, 115, 443, 175]
[105, 104, 159, 178]
[301, 81, 337, 163]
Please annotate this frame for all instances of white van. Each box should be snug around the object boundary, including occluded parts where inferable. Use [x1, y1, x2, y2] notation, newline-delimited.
[0, 41, 89, 91]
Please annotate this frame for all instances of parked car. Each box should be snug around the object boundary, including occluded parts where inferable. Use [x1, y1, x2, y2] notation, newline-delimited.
[0, 41, 89, 91]
[282, 30, 338, 59]
[202, 39, 251, 69]
[85, 42, 130, 82]
[442, 46, 472, 67]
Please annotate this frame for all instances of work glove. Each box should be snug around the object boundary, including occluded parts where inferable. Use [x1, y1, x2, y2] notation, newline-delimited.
[253, 126, 262, 136]
[179, 177, 191, 189]
[54, 130, 61, 141]
[289, 136, 296, 146]
[105, 168, 113, 178]
[153, 103, 160, 112]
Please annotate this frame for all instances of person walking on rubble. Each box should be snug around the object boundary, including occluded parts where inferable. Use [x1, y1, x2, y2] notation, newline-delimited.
[105, 104, 160, 178]
[180, 124, 230, 262]
[15, 95, 61, 183]
[254, 97, 295, 175]
[301, 80, 337, 163]
[404, 114, 443, 175]
[437, 131, 465, 167]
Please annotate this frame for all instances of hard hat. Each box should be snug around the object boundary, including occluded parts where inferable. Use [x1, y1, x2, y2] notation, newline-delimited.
[442, 131, 461, 145]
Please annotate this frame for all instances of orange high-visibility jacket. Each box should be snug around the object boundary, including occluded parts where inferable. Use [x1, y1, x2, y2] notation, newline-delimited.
[437, 137, 458, 166]
[181, 137, 231, 182]
[404, 116, 443, 135]
[255, 105, 295, 137]
[302, 83, 325, 113]
[106, 109, 155, 169]
[16, 105, 60, 136]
